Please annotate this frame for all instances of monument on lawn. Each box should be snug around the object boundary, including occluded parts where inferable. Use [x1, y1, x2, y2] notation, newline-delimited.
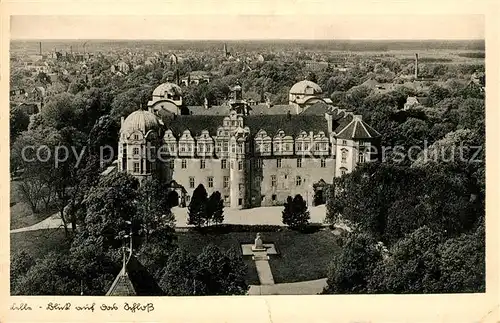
[252, 233, 266, 251]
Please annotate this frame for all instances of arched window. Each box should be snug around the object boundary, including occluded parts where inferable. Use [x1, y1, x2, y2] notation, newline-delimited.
[341, 149, 348, 163]
[340, 167, 348, 176]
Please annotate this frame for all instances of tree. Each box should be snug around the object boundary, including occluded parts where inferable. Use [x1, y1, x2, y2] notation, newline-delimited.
[83, 171, 139, 248]
[188, 184, 208, 228]
[282, 194, 310, 230]
[159, 245, 248, 296]
[10, 106, 30, 143]
[137, 178, 176, 242]
[12, 252, 80, 295]
[41, 92, 78, 130]
[10, 250, 35, 292]
[159, 249, 199, 296]
[323, 233, 381, 294]
[195, 245, 248, 295]
[206, 191, 224, 226]
[368, 226, 443, 293]
[11, 127, 62, 214]
[68, 233, 120, 295]
[438, 224, 485, 293]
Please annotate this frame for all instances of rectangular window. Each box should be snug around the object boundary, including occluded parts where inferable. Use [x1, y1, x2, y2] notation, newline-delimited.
[169, 144, 176, 154]
[238, 198, 242, 206]
[133, 162, 140, 173]
[180, 144, 186, 153]
[321, 159, 326, 168]
[223, 141, 229, 152]
[276, 159, 282, 168]
[358, 152, 365, 163]
[133, 147, 140, 155]
[257, 159, 262, 168]
[231, 143, 236, 153]
[239, 183, 244, 193]
[221, 159, 227, 169]
[284, 143, 290, 151]
[297, 158, 302, 168]
[304, 142, 310, 151]
[200, 159, 206, 169]
[169, 159, 175, 169]
[216, 143, 221, 153]
[238, 160, 243, 170]
[208, 176, 214, 188]
[181, 159, 187, 168]
[189, 177, 195, 188]
[342, 140, 347, 145]
[271, 175, 277, 187]
[315, 142, 320, 151]
[296, 176, 302, 186]
[224, 195, 230, 203]
[223, 176, 230, 188]
[272, 194, 277, 201]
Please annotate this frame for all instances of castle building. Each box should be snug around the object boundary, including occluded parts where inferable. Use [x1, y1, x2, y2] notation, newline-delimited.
[117, 80, 380, 209]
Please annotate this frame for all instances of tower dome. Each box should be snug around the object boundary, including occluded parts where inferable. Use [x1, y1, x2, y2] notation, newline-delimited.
[120, 109, 160, 135]
[152, 82, 182, 99]
[289, 80, 322, 95]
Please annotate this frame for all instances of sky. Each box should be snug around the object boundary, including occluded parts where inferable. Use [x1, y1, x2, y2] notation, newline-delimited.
[10, 14, 485, 40]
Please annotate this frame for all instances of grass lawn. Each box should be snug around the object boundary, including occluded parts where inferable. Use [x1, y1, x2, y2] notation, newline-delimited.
[10, 228, 71, 260]
[10, 180, 58, 230]
[176, 229, 340, 284]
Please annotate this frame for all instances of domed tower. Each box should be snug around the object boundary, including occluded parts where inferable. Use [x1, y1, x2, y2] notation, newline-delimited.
[147, 82, 183, 115]
[289, 80, 324, 114]
[118, 109, 162, 183]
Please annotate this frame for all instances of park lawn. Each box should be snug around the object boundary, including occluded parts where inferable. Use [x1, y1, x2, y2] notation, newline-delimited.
[10, 180, 58, 230]
[10, 228, 71, 260]
[176, 229, 340, 284]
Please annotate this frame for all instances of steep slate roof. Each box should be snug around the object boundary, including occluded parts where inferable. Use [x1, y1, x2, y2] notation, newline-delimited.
[106, 255, 164, 296]
[164, 115, 226, 137]
[187, 105, 230, 115]
[248, 104, 295, 115]
[301, 101, 331, 115]
[336, 115, 381, 140]
[187, 104, 295, 116]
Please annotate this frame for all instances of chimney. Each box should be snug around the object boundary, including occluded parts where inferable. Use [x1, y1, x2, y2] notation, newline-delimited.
[414, 53, 419, 79]
[121, 116, 124, 127]
[39, 42, 42, 56]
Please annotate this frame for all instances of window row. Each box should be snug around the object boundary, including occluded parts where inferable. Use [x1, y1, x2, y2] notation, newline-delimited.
[165, 158, 329, 169]
[188, 176, 231, 189]
[270, 175, 304, 187]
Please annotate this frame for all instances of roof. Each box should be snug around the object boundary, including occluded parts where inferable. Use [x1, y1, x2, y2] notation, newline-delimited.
[301, 101, 331, 115]
[106, 254, 164, 296]
[335, 115, 381, 140]
[289, 80, 322, 94]
[187, 104, 297, 116]
[152, 82, 182, 97]
[163, 115, 227, 137]
[106, 268, 136, 296]
[189, 70, 211, 79]
[121, 110, 160, 134]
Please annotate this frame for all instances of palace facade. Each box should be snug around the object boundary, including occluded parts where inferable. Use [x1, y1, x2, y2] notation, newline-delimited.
[116, 80, 380, 209]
